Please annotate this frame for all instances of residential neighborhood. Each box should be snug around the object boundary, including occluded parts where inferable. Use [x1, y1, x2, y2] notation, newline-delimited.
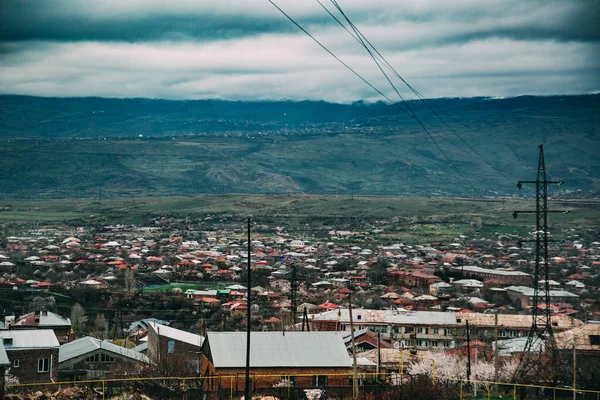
[0, 215, 599, 396]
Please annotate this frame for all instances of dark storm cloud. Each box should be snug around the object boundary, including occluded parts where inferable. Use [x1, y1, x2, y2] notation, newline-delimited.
[0, 0, 598, 101]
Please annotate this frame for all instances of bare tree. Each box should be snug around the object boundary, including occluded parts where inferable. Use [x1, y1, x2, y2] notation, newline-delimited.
[70, 303, 87, 334]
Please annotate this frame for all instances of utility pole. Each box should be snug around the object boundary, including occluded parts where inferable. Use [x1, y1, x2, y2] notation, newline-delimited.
[466, 320, 471, 383]
[348, 293, 358, 398]
[573, 335, 576, 400]
[245, 218, 252, 400]
[291, 264, 297, 329]
[377, 331, 381, 382]
[494, 313, 499, 395]
[301, 306, 310, 332]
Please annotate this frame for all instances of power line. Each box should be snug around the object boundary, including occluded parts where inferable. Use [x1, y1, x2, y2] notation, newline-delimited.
[318, 0, 514, 186]
[268, 0, 482, 196]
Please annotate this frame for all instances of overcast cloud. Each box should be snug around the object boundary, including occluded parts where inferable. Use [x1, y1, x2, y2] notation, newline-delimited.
[0, 0, 598, 102]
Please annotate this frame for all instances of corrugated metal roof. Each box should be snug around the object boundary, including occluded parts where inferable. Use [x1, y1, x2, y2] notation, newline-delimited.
[148, 322, 204, 347]
[494, 337, 544, 356]
[0, 342, 9, 366]
[12, 311, 71, 327]
[456, 313, 581, 329]
[207, 331, 352, 369]
[0, 329, 60, 349]
[312, 309, 457, 326]
[59, 336, 150, 363]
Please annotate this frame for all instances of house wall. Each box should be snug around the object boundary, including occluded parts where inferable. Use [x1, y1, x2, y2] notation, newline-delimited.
[58, 351, 146, 381]
[6, 348, 58, 383]
[148, 327, 201, 375]
[205, 367, 352, 391]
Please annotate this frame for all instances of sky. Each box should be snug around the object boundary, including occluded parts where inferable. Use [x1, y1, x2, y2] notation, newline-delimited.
[0, 0, 599, 103]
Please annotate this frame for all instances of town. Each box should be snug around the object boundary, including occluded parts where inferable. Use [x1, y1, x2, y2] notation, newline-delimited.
[0, 203, 598, 398]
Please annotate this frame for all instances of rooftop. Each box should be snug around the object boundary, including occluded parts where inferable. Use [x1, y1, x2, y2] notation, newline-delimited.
[0, 329, 60, 349]
[207, 331, 352, 369]
[148, 322, 204, 347]
[59, 336, 150, 363]
[312, 309, 457, 326]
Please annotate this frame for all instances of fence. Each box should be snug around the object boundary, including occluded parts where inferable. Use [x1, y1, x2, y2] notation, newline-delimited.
[7, 372, 600, 400]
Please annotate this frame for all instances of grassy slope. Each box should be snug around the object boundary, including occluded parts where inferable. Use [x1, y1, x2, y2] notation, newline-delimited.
[0, 195, 597, 244]
[0, 95, 598, 198]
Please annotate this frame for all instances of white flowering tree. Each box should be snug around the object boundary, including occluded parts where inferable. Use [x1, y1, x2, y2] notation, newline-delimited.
[407, 351, 519, 385]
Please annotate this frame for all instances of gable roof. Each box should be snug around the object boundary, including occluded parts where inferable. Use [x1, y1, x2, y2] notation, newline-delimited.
[207, 331, 352, 369]
[10, 311, 71, 327]
[148, 322, 204, 347]
[0, 342, 9, 367]
[59, 336, 149, 363]
[0, 329, 60, 349]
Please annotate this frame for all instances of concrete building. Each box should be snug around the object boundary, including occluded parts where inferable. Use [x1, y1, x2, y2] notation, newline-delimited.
[453, 266, 532, 285]
[505, 286, 580, 309]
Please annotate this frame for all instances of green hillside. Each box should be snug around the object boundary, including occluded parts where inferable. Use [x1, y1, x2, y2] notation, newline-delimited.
[0, 95, 598, 198]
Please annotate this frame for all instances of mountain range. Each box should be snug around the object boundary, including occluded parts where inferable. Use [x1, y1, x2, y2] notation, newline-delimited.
[0, 94, 598, 199]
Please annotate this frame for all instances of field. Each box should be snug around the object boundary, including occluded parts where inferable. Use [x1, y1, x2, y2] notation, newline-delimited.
[1, 194, 598, 243]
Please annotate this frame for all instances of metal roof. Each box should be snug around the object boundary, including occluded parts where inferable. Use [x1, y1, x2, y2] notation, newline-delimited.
[0, 329, 60, 349]
[0, 342, 9, 367]
[207, 331, 352, 369]
[148, 322, 204, 347]
[505, 286, 579, 298]
[11, 311, 71, 327]
[457, 266, 531, 277]
[131, 342, 148, 353]
[59, 336, 150, 363]
[312, 309, 457, 326]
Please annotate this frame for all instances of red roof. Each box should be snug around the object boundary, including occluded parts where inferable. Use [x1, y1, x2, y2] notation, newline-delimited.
[319, 301, 338, 309]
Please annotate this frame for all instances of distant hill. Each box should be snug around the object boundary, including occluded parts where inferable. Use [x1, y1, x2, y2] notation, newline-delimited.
[0, 95, 598, 198]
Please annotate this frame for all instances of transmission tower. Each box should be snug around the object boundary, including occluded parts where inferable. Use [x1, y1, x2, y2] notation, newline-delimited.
[513, 144, 565, 381]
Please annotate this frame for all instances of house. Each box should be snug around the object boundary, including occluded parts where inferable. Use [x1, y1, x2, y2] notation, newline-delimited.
[147, 322, 204, 375]
[202, 331, 352, 390]
[3, 311, 73, 345]
[391, 271, 441, 289]
[0, 330, 60, 383]
[58, 336, 150, 380]
[505, 286, 580, 309]
[554, 322, 600, 354]
[342, 328, 397, 353]
[268, 278, 291, 293]
[452, 279, 484, 291]
[429, 281, 453, 296]
[312, 309, 457, 349]
[1, 341, 9, 397]
[452, 266, 532, 285]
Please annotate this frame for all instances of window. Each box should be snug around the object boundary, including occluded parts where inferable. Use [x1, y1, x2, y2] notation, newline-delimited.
[417, 327, 423, 334]
[13, 359, 20, 368]
[405, 327, 414, 333]
[85, 353, 115, 363]
[38, 358, 50, 373]
[313, 375, 328, 387]
[432, 328, 439, 335]
[590, 335, 600, 345]
[168, 339, 175, 354]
